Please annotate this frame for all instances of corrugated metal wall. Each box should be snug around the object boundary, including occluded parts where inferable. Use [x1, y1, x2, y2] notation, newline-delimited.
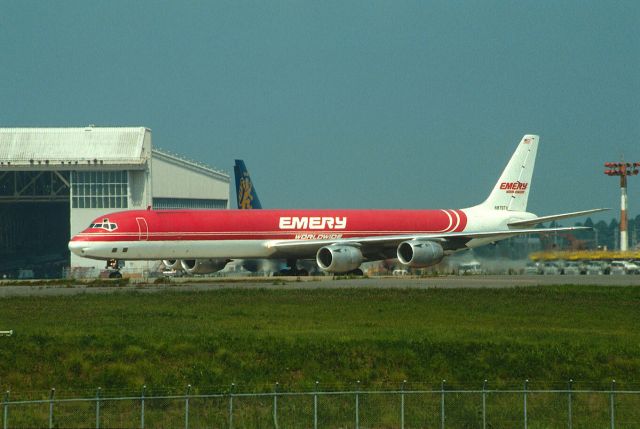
[151, 154, 229, 205]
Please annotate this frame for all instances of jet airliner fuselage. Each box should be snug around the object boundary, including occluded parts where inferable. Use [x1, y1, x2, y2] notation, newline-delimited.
[69, 135, 606, 274]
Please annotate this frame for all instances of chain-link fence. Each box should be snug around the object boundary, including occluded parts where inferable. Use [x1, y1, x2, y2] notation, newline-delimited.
[3, 381, 640, 428]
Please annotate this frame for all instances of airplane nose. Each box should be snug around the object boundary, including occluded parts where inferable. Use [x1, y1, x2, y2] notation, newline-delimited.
[68, 240, 87, 256]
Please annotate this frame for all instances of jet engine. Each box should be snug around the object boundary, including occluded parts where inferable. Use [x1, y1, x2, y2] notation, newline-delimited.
[316, 245, 363, 273]
[397, 240, 444, 268]
[162, 259, 181, 270]
[180, 259, 229, 275]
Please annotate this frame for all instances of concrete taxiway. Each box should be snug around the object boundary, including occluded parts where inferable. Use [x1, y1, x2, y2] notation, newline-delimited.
[1, 275, 640, 298]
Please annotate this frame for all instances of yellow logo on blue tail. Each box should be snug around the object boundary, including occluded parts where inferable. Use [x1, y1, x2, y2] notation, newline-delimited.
[238, 173, 255, 209]
[235, 159, 262, 209]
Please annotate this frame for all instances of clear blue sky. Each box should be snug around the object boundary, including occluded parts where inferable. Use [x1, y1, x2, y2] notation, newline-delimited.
[1, 1, 638, 221]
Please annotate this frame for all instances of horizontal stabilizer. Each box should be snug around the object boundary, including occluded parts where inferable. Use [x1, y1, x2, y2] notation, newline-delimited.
[507, 208, 609, 228]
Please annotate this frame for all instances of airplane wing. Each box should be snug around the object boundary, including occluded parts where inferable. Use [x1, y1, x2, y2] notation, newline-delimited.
[507, 208, 609, 228]
[267, 225, 593, 258]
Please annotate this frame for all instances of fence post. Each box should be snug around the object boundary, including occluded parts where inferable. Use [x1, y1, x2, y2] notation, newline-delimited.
[313, 381, 319, 429]
[440, 380, 446, 429]
[185, 384, 191, 429]
[400, 380, 406, 429]
[273, 382, 279, 429]
[523, 380, 528, 429]
[610, 380, 615, 429]
[228, 383, 234, 429]
[95, 387, 101, 429]
[482, 380, 487, 429]
[141, 385, 146, 429]
[567, 380, 572, 429]
[3, 390, 8, 429]
[49, 388, 55, 429]
[355, 380, 360, 429]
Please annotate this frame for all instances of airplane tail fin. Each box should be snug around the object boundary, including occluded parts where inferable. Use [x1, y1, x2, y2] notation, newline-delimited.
[480, 135, 539, 212]
[234, 159, 262, 209]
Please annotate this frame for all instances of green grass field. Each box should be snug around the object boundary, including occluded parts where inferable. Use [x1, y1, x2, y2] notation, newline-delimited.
[1, 285, 640, 397]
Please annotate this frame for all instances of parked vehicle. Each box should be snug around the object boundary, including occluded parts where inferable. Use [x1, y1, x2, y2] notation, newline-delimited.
[578, 261, 589, 275]
[458, 262, 484, 275]
[610, 261, 626, 275]
[585, 263, 604, 275]
[610, 260, 640, 275]
[542, 262, 560, 275]
[562, 261, 581, 275]
[624, 261, 640, 274]
[524, 262, 541, 275]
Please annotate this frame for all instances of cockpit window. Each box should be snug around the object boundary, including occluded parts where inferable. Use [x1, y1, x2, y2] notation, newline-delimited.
[89, 219, 118, 232]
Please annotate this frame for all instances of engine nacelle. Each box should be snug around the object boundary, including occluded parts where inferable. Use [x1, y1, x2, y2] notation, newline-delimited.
[397, 240, 444, 268]
[316, 245, 363, 273]
[162, 259, 181, 270]
[180, 259, 229, 275]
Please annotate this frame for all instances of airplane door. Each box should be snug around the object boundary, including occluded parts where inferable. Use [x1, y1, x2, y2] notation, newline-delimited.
[136, 217, 149, 241]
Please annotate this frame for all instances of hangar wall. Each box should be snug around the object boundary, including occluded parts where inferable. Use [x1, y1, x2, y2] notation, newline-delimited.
[151, 150, 229, 209]
[0, 126, 229, 277]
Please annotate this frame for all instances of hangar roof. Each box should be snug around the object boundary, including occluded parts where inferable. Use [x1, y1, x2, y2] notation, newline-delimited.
[0, 127, 150, 169]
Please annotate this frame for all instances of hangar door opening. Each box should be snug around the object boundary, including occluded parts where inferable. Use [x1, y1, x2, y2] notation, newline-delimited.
[0, 171, 70, 278]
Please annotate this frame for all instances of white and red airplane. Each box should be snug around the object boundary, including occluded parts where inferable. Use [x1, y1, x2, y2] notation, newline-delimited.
[69, 135, 605, 275]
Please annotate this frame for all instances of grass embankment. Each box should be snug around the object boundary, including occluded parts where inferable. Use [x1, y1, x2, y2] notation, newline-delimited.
[1, 286, 639, 396]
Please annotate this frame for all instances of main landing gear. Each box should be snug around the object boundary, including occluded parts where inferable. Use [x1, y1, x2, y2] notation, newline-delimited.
[276, 261, 363, 277]
[277, 259, 309, 276]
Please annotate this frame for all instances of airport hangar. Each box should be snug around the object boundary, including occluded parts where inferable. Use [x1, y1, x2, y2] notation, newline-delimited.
[0, 127, 229, 278]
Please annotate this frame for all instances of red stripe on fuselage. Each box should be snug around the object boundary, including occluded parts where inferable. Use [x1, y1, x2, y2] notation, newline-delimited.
[453, 209, 467, 232]
[71, 209, 469, 242]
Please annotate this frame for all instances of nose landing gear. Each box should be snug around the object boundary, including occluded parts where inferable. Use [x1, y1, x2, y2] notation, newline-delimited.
[106, 259, 123, 279]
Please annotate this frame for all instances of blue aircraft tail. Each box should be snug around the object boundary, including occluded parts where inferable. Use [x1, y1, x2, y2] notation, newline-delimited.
[234, 159, 262, 209]
[233, 160, 306, 274]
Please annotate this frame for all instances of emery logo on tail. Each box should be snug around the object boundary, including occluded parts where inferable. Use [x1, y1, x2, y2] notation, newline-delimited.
[279, 216, 347, 230]
[500, 182, 528, 194]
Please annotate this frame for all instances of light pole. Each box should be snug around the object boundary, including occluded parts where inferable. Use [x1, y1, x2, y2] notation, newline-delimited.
[604, 162, 640, 251]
